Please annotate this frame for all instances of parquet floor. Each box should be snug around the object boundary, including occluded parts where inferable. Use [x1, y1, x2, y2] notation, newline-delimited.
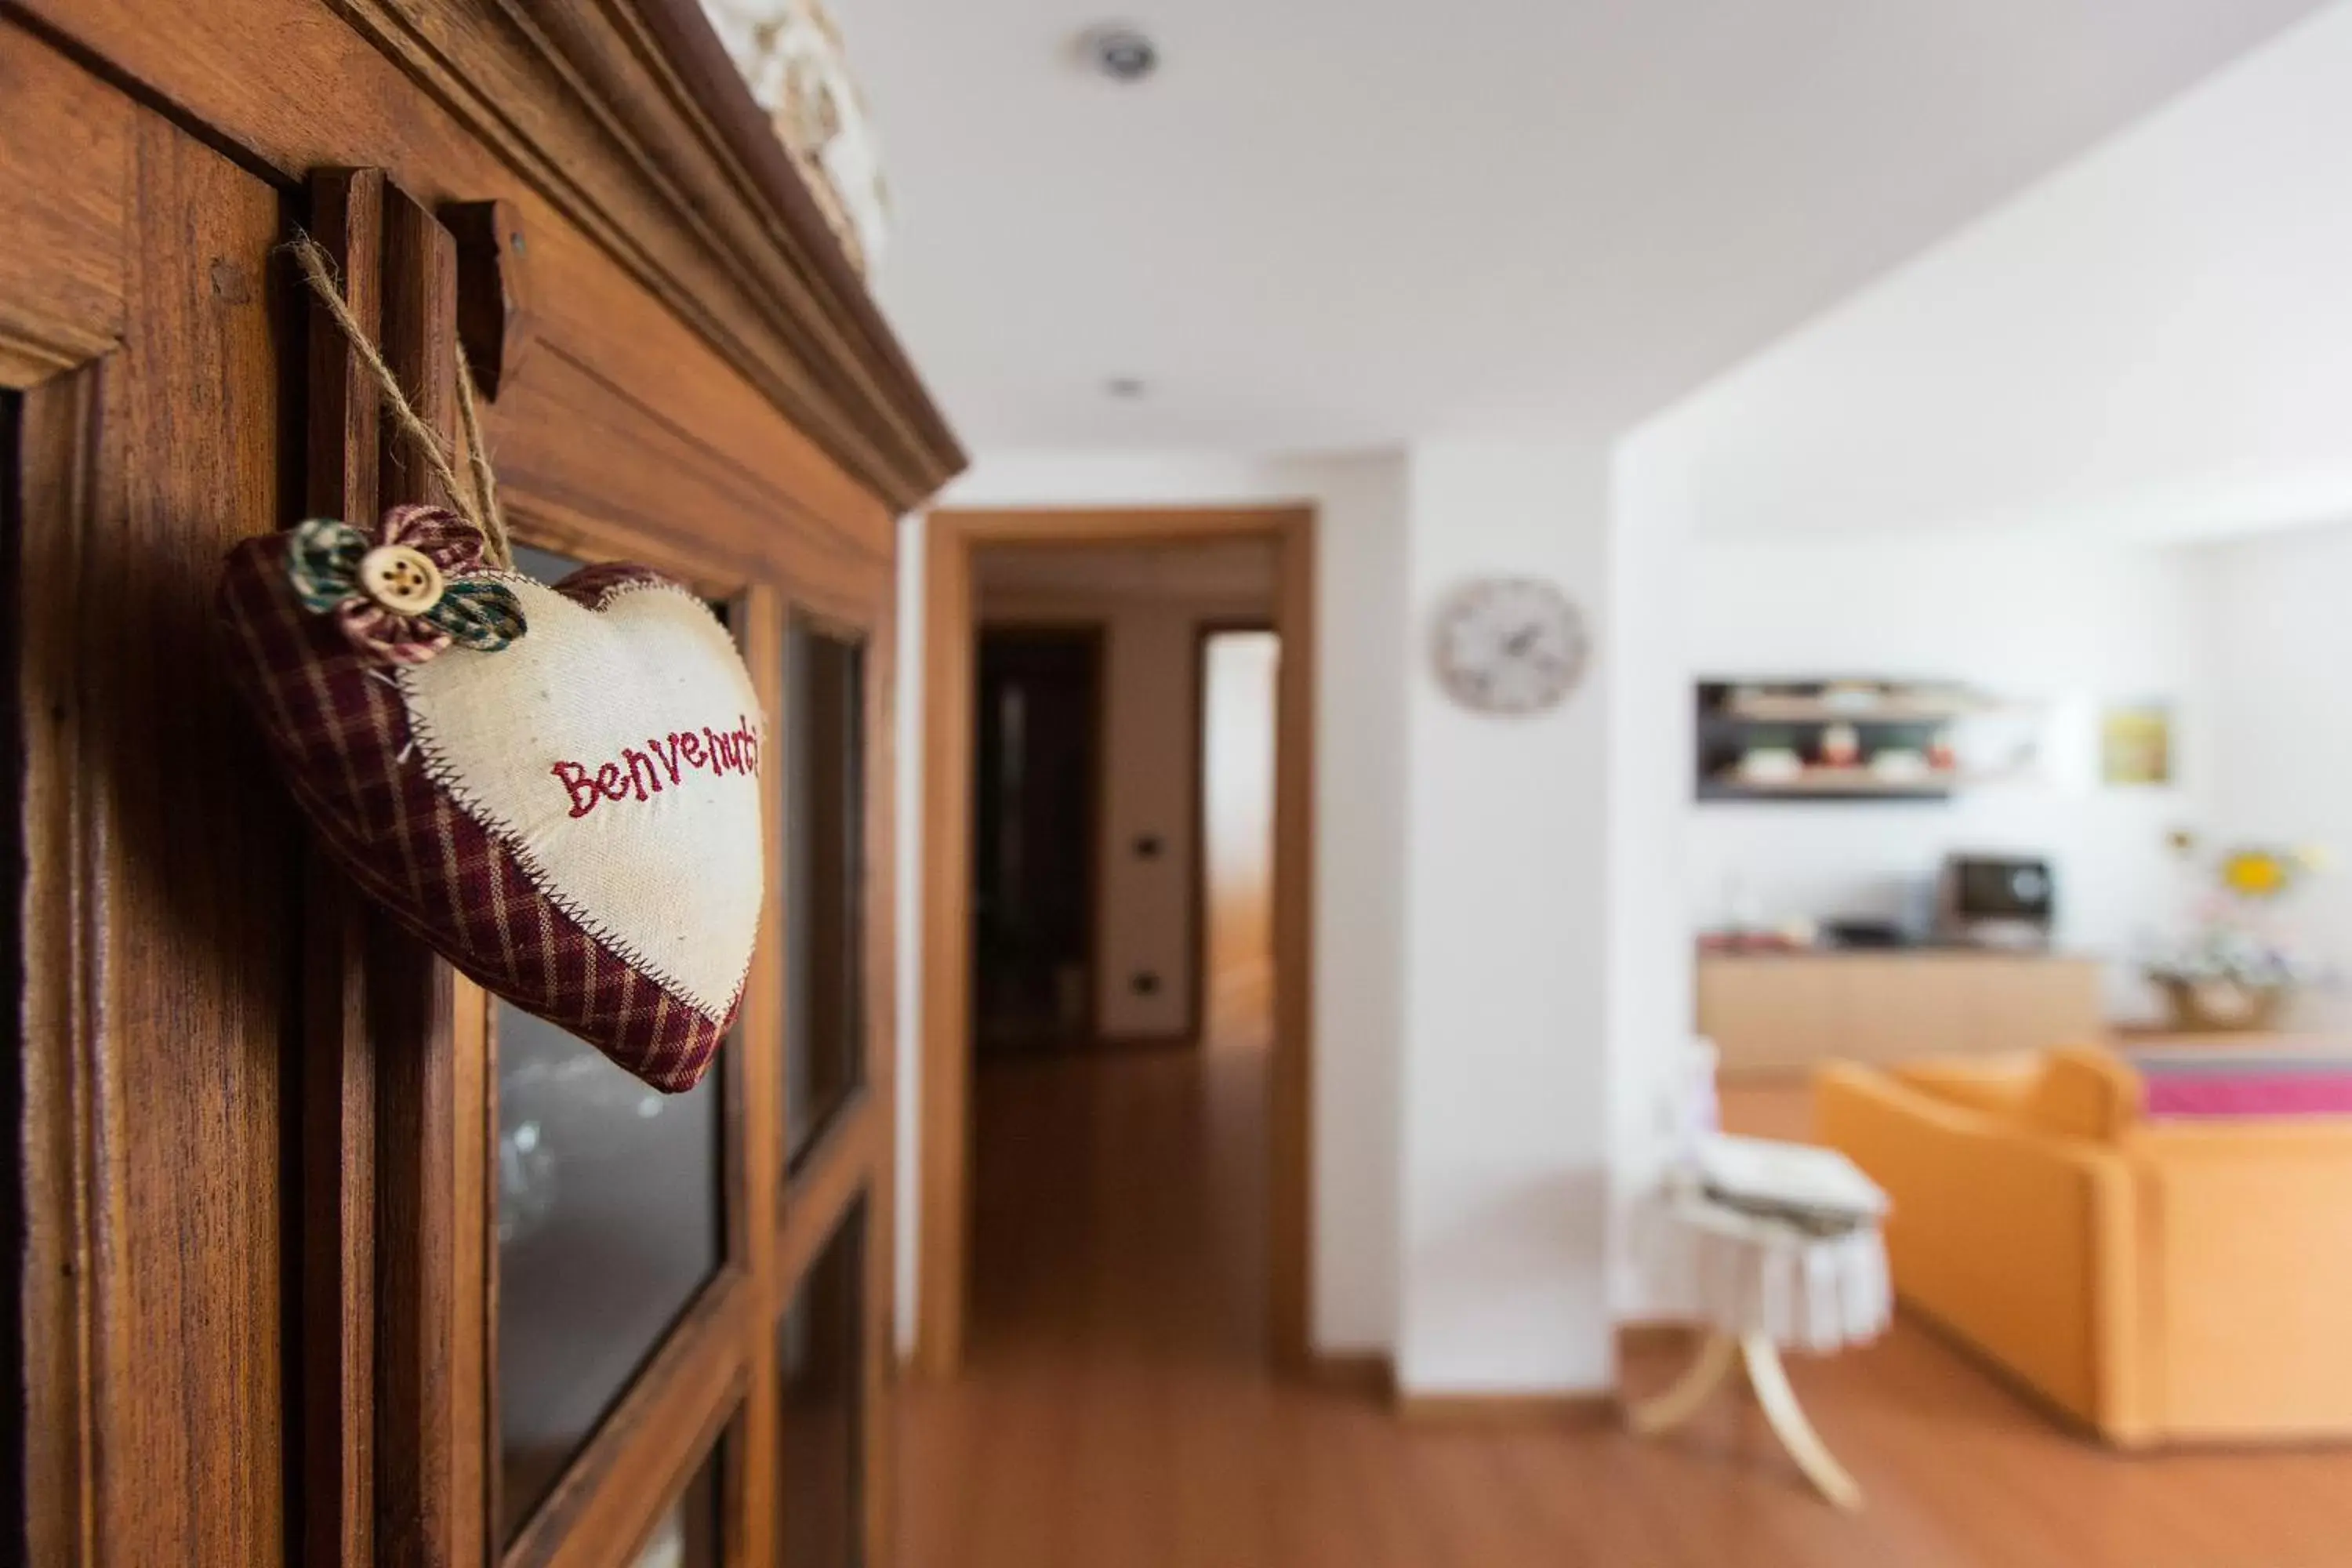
[897, 1054, 2352, 1567]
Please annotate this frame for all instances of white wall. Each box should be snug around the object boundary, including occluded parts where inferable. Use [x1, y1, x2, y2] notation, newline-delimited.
[1682, 535, 2209, 1008]
[2194, 517, 2352, 1028]
[1397, 438, 1615, 1396]
[1645, 1, 2352, 547]
[895, 450, 1410, 1356]
[978, 589, 1267, 1038]
[1605, 442, 1697, 1318]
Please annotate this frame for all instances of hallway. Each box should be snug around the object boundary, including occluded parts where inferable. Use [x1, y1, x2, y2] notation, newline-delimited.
[898, 1044, 2352, 1568]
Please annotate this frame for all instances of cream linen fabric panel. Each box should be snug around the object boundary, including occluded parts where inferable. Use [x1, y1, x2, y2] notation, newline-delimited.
[399, 579, 766, 1019]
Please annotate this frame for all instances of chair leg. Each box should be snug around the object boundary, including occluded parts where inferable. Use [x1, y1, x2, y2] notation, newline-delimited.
[1625, 1330, 1739, 1436]
[1740, 1333, 1864, 1511]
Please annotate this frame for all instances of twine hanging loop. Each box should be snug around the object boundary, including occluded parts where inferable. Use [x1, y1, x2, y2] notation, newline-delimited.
[287, 230, 514, 572]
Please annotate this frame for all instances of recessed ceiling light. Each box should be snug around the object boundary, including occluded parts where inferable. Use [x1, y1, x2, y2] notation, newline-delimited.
[1105, 376, 1148, 399]
[1076, 24, 1159, 84]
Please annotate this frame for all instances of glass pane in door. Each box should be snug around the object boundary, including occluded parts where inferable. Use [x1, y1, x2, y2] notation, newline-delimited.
[783, 619, 866, 1167]
[779, 1198, 866, 1566]
[631, 1436, 726, 1568]
[495, 543, 728, 1541]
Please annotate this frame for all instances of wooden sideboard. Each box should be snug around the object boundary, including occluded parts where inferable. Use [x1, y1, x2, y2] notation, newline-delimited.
[1698, 950, 2106, 1074]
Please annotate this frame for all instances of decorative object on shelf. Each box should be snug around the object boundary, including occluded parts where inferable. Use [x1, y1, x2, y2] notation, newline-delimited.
[1818, 721, 1860, 769]
[1431, 576, 1589, 714]
[1867, 747, 1929, 782]
[2143, 833, 2328, 1033]
[215, 236, 765, 1092]
[701, 0, 891, 276]
[2100, 699, 2175, 786]
[1736, 744, 1804, 784]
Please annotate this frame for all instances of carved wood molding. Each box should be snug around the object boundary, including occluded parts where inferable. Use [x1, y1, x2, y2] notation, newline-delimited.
[344, 0, 964, 511]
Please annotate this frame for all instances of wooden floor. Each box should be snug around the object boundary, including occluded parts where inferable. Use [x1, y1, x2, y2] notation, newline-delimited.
[896, 1052, 2352, 1567]
[1716, 1073, 1815, 1142]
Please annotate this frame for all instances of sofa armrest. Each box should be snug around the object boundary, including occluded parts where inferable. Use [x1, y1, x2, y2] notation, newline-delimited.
[2132, 1123, 2352, 1440]
[1814, 1064, 2146, 1441]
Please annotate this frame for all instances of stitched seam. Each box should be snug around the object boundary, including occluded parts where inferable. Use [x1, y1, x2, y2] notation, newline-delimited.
[476, 567, 721, 625]
[397, 666, 753, 1024]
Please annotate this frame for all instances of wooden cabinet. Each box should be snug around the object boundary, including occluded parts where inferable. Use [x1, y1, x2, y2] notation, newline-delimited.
[1698, 953, 2106, 1075]
[6, 5, 960, 1566]
[1695, 955, 1844, 1072]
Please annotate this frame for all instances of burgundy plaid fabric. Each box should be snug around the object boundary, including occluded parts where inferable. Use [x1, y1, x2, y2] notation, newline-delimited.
[217, 536, 731, 1092]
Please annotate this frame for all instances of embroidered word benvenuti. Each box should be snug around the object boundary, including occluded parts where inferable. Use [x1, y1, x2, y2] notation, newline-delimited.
[551, 716, 763, 818]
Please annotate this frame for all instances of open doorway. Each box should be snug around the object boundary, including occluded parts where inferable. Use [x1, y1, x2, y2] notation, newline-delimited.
[971, 628, 1103, 1056]
[1199, 627, 1279, 1051]
[917, 508, 1316, 1378]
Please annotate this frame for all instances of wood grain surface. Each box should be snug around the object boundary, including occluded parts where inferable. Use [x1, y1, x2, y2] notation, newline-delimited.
[901, 1045, 2352, 1568]
[17, 0, 964, 511]
[14, 53, 296, 1563]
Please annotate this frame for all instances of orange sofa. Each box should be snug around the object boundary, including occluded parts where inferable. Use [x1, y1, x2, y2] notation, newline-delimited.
[1815, 1047, 2352, 1446]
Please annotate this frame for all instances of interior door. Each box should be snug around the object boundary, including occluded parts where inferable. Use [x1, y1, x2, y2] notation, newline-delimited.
[7, 24, 300, 1567]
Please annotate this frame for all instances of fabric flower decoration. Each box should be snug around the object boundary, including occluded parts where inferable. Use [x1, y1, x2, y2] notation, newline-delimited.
[286, 503, 524, 664]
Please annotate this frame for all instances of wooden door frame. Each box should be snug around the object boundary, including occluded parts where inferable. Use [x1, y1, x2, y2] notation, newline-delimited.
[917, 506, 1316, 1377]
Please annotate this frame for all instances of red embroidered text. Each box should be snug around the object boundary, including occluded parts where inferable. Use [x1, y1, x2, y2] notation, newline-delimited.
[551, 715, 762, 818]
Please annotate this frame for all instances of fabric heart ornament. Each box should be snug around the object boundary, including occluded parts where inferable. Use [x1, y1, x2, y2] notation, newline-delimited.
[217, 504, 764, 1091]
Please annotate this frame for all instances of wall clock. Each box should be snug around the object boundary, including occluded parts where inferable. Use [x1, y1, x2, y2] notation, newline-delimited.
[1432, 576, 1590, 714]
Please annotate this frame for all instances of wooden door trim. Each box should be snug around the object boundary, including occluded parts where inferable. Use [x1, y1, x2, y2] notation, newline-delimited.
[503, 1269, 751, 1568]
[10, 78, 296, 1563]
[13, 358, 107, 1568]
[916, 506, 1318, 1377]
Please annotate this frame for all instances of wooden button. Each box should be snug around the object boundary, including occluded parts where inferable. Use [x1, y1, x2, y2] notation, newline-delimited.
[358, 543, 445, 614]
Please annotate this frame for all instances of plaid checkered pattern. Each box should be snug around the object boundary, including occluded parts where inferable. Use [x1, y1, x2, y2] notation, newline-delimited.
[218, 536, 731, 1092]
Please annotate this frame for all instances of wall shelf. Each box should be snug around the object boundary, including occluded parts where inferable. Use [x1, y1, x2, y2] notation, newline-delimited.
[1698, 771, 1957, 803]
[1704, 695, 1992, 724]
[1695, 677, 2005, 804]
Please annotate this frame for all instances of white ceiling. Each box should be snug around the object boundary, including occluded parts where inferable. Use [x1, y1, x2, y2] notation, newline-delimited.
[847, 0, 2328, 452]
[1624, 1, 2352, 544]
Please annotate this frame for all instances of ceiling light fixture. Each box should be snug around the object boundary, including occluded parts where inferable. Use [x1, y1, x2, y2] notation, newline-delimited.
[1076, 24, 1159, 84]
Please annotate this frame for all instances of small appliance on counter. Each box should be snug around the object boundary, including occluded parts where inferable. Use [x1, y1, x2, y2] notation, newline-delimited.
[1936, 853, 2056, 949]
[1818, 916, 1911, 950]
